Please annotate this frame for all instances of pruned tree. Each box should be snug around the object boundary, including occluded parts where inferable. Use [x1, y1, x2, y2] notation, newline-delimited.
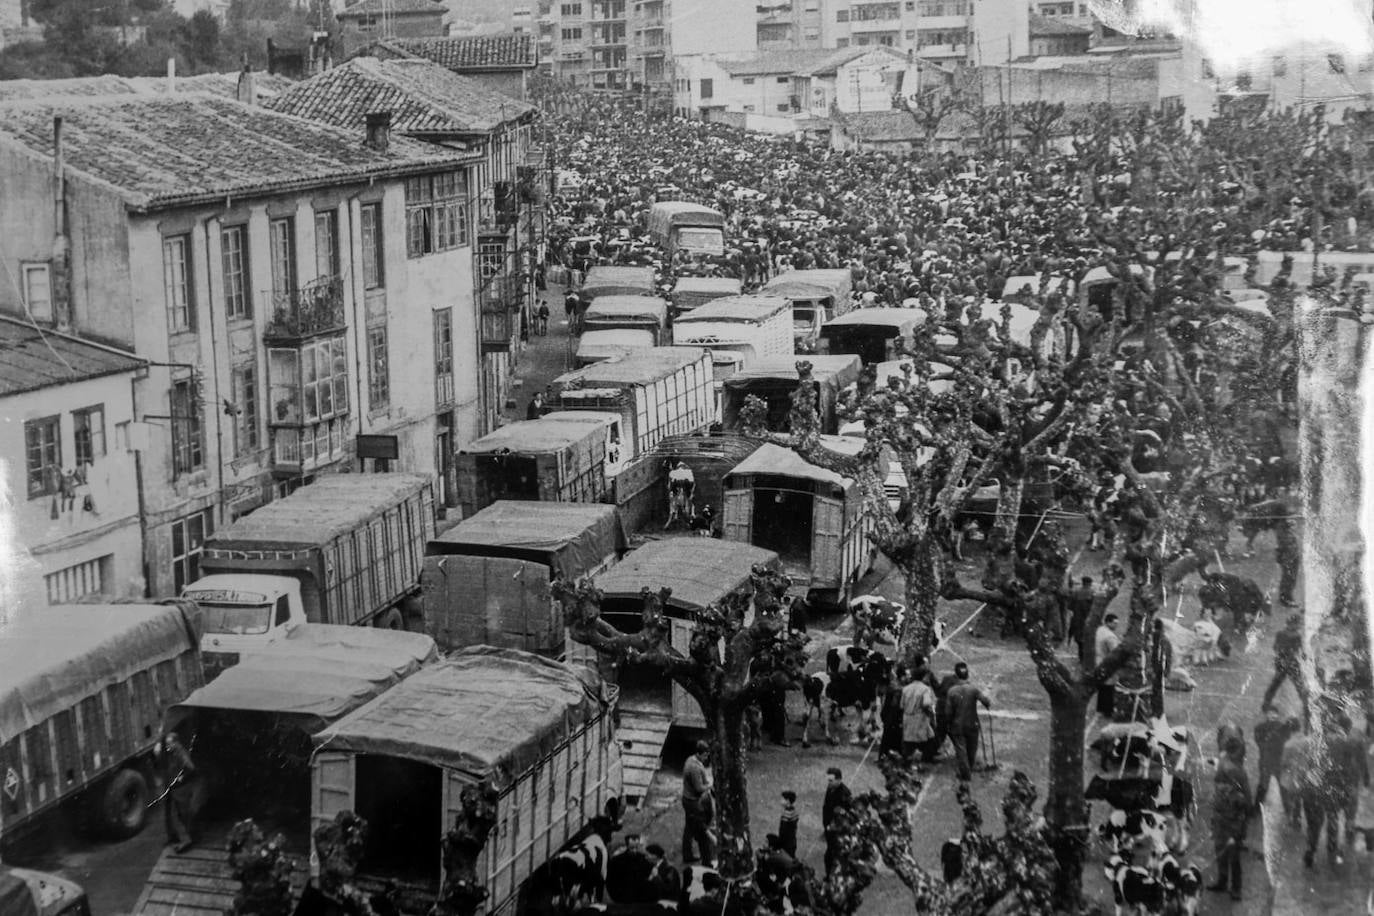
[228, 819, 294, 916]
[1012, 101, 1066, 156]
[432, 783, 501, 916]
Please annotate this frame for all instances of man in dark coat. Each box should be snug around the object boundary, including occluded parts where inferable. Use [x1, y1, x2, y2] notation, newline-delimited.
[821, 768, 853, 876]
[157, 730, 198, 852]
[1261, 614, 1306, 714]
[1252, 705, 1298, 813]
[1209, 737, 1250, 901]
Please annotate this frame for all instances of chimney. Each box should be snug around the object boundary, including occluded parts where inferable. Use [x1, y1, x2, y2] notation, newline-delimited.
[166, 56, 176, 93]
[236, 64, 258, 106]
[365, 111, 392, 153]
[51, 117, 72, 331]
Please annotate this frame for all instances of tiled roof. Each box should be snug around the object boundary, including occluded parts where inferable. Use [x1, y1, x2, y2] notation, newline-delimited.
[720, 48, 845, 77]
[1029, 13, 1093, 36]
[0, 315, 143, 396]
[0, 94, 477, 213]
[0, 71, 297, 102]
[359, 33, 538, 70]
[266, 57, 534, 137]
[807, 45, 901, 76]
[337, 0, 444, 18]
[836, 109, 925, 142]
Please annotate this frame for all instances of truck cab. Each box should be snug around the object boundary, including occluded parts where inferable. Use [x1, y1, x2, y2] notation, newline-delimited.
[182, 574, 304, 677]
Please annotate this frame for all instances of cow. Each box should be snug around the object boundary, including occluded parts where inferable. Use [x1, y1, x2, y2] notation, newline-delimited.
[1090, 723, 1189, 772]
[550, 816, 620, 912]
[1087, 773, 1196, 849]
[799, 649, 891, 748]
[1103, 854, 1166, 916]
[1197, 572, 1268, 633]
[1152, 851, 1203, 916]
[1095, 808, 1169, 856]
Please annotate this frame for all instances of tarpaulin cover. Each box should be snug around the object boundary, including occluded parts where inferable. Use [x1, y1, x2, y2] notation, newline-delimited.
[206, 473, 430, 551]
[555, 347, 707, 389]
[673, 277, 741, 295]
[0, 603, 200, 742]
[675, 296, 790, 324]
[312, 647, 609, 786]
[169, 626, 437, 732]
[460, 418, 604, 455]
[823, 307, 927, 329]
[428, 501, 627, 579]
[577, 329, 655, 363]
[582, 266, 655, 298]
[0, 869, 39, 916]
[762, 269, 852, 300]
[584, 296, 668, 322]
[592, 538, 779, 614]
[724, 354, 861, 388]
[726, 442, 854, 489]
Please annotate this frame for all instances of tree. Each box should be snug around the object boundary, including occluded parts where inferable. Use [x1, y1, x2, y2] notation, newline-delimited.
[433, 783, 501, 916]
[1012, 101, 1066, 156]
[228, 819, 294, 916]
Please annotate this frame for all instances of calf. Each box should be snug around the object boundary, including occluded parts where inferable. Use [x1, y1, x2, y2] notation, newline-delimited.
[799, 651, 890, 747]
[1104, 854, 1166, 916]
[550, 816, 619, 911]
[1152, 851, 1203, 916]
[1096, 808, 1169, 856]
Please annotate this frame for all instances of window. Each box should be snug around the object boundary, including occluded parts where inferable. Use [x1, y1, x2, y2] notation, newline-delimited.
[562, 26, 582, 39]
[479, 240, 506, 280]
[45, 556, 111, 603]
[315, 210, 340, 280]
[73, 405, 104, 467]
[905, 0, 913, 7]
[744, 104, 757, 112]
[743, 77, 756, 85]
[232, 364, 259, 456]
[1201, 57, 1214, 78]
[221, 225, 250, 319]
[357, 13, 377, 28]
[434, 309, 454, 405]
[777, 76, 790, 84]
[906, 29, 915, 37]
[22, 262, 52, 323]
[171, 509, 213, 594]
[360, 203, 384, 290]
[837, 37, 849, 46]
[368, 326, 390, 410]
[25, 415, 61, 498]
[700, 78, 713, 98]
[269, 217, 297, 302]
[171, 378, 205, 476]
[405, 172, 469, 258]
[837, 8, 849, 20]
[163, 234, 194, 332]
[561, 2, 581, 13]
[304, 337, 348, 423]
[777, 103, 790, 111]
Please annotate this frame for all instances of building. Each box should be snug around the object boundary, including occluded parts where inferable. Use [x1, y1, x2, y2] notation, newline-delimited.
[266, 56, 545, 436]
[1, 317, 146, 604]
[1028, 12, 1090, 56]
[358, 33, 539, 100]
[0, 71, 298, 102]
[830, 107, 925, 150]
[335, 0, 447, 60]
[0, 92, 481, 598]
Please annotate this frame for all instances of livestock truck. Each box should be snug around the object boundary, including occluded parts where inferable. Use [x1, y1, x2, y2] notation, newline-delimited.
[184, 473, 435, 676]
[720, 354, 861, 436]
[0, 602, 203, 848]
[671, 277, 742, 316]
[454, 416, 612, 520]
[647, 201, 727, 258]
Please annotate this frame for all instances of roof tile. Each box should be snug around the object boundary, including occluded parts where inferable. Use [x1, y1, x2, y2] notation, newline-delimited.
[359, 33, 537, 70]
[0, 316, 143, 396]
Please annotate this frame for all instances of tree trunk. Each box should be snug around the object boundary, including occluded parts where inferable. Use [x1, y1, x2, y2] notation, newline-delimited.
[1043, 685, 1090, 912]
[994, 477, 1025, 544]
[709, 702, 756, 882]
[898, 535, 941, 666]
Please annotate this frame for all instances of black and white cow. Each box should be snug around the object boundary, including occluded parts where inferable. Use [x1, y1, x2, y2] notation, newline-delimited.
[550, 816, 619, 911]
[1095, 809, 1169, 857]
[799, 648, 891, 748]
[1103, 854, 1166, 916]
[1152, 851, 1203, 916]
[1087, 772, 1195, 850]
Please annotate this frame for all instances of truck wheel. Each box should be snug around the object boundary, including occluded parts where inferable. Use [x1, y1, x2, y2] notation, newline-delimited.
[375, 607, 405, 630]
[99, 769, 149, 839]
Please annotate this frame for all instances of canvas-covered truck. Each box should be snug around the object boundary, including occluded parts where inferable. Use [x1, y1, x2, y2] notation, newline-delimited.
[569, 539, 780, 801]
[0, 602, 203, 848]
[647, 201, 726, 258]
[455, 417, 611, 519]
[720, 353, 861, 435]
[133, 628, 437, 916]
[422, 501, 627, 657]
[186, 474, 435, 675]
[671, 276, 742, 316]
[762, 269, 854, 352]
[575, 328, 656, 368]
[309, 647, 624, 914]
[722, 440, 874, 609]
[582, 295, 670, 344]
[672, 295, 794, 363]
[581, 265, 656, 300]
[818, 307, 927, 364]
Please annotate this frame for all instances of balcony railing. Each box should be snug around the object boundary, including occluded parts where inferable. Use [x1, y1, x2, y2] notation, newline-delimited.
[264, 276, 345, 341]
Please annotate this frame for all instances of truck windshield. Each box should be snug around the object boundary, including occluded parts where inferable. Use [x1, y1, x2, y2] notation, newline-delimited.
[195, 601, 273, 635]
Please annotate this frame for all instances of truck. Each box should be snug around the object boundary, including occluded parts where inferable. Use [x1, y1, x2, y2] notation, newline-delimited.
[671, 277, 742, 316]
[0, 602, 204, 847]
[817, 306, 927, 365]
[455, 416, 610, 520]
[720, 353, 862, 436]
[134, 628, 439, 916]
[569, 538, 780, 801]
[582, 295, 670, 344]
[1, 868, 89, 916]
[575, 328, 656, 368]
[185, 474, 435, 675]
[647, 201, 727, 258]
[310, 647, 623, 914]
[762, 269, 854, 352]
[581, 265, 656, 300]
[422, 501, 627, 658]
[722, 440, 874, 609]
[672, 295, 794, 364]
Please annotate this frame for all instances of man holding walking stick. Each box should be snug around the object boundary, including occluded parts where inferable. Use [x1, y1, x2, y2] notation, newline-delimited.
[944, 663, 992, 781]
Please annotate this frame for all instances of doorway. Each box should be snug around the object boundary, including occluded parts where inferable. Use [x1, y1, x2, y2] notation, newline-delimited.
[354, 755, 442, 887]
[750, 476, 813, 567]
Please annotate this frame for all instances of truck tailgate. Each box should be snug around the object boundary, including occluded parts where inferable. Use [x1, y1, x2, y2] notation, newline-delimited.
[134, 844, 309, 916]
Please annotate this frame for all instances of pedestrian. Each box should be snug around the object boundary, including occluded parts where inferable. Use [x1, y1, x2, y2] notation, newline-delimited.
[564, 289, 579, 324]
[1148, 617, 1172, 719]
[1329, 712, 1369, 852]
[1300, 718, 1348, 868]
[879, 667, 906, 759]
[822, 767, 852, 875]
[944, 662, 991, 781]
[1261, 614, 1306, 713]
[757, 834, 797, 901]
[1208, 736, 1250, 901]
[537, 299, 551, 335]
[1280, 727, 1317, 830]
[157, 730, 197, 852]
[607, 833, 654, 902]
[526, 391, 545, 420]
[1275, 522, 1299, 607]
[681, 740, 715, 866]
[777, 791, 799, 858]
[1093, 614, 1121, 720]
[644, 844, 679, 902]
[1066, 575, 1094, 650]
[1252, 705, 1298, 813]
[900, 658, 938, 764]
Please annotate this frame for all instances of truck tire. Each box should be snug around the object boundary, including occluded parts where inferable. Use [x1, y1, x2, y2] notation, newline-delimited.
[98, 768, 149, 839]
[375, 607, 405, 630]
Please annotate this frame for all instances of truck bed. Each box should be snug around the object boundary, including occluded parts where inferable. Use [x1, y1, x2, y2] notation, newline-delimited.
[134, 843, 310, 916]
